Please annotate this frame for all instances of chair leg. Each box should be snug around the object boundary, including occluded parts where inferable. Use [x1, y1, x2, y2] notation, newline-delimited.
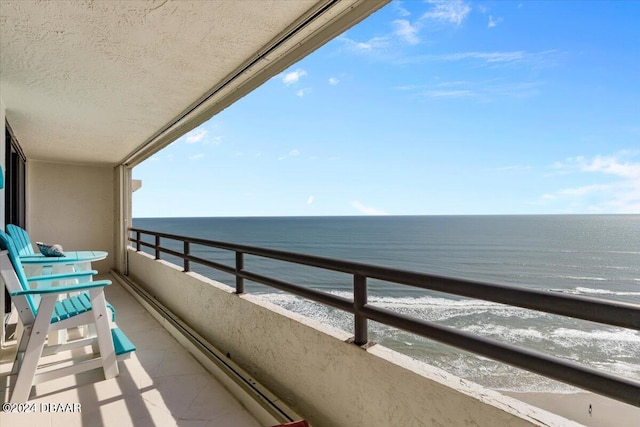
[11, 321, 29, 376]
[87, 323, 100, 354]
[10, 296, 57, 403]
[89, 289, 118, 379]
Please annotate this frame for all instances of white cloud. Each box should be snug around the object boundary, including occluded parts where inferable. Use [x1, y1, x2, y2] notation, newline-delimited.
[393, 19, 420, 45]
[351, 201, 388, 215]
[328, 77, 340, 85]
[406, 79, 541, 101]
[424, 89, 475, 99]
[296, 88, 311, 97]
[393, 84, 422, 91]
[189, 153, 204, 161]
[340, 36, 391, 54]
[396, 50, 562, 69]
[488, 15, 503, 28]
[393, 1, 411, 17]
[278, 149, 300, 161]
[553, 154, 640, 179]
[579, 155, 640, 178]
[541, 152, 640, 213]
[561, 184, 611, 197]
[439, 51, 525, 63]
[422, 0, 471, 26]
[307, 195, 314, 205]
[282, 69, 307, 86]
[185, 129, 207, 144]
[541, 181, 639, 213]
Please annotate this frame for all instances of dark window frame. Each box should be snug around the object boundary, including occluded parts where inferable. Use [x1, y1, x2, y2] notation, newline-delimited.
[4, 121, 26, 314]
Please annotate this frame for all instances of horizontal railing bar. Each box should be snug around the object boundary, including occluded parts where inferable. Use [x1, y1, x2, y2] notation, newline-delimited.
[361, 304, 640, 407]
[129, 228, 640, 330]
[156, 246, 184, 259]
[132, 239, 155, 249]
[240, 269, 355, 313]
[132, 242, 236, 276]
[187, 254, 237, 276]
[135, 244, 234, 275]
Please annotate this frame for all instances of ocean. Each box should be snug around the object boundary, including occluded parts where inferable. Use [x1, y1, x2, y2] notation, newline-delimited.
[132, 215, 640, 393]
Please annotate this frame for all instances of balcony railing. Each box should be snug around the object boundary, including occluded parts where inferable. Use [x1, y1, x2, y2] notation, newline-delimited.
[128, 227, 640, 407]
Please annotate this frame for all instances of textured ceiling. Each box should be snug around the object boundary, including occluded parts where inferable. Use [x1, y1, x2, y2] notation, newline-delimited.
[0, 0, 376, 165]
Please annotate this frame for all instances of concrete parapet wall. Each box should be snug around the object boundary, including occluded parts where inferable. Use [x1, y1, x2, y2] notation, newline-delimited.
[127, 249, 578, 427]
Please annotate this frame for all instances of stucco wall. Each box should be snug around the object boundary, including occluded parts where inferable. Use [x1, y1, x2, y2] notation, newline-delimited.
[127, 249, 577, 427]
[27, 160, 115, 272]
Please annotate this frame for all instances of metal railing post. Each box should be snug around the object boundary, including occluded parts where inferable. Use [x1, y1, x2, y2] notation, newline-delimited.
[236, 252, 245, 294]
[184, 241, 190, 272]
[136, 231, 141, 251]
[354, 274, 368, 346]
[155, 235, 160, 260]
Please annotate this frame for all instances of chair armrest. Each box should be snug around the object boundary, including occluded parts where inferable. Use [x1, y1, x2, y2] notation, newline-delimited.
[10, 280, 111, 296]
[19, 256, 64, 264]
[27, 270, 98, 283]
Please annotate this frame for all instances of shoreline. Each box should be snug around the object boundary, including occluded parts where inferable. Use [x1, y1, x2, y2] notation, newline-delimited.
[505, 391, 640, 427]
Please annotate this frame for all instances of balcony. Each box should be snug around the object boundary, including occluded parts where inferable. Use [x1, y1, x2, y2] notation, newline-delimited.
[2, 2, 639, 426]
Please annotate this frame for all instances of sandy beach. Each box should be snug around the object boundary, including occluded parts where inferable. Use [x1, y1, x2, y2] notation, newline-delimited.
[506, 391, 640, 427]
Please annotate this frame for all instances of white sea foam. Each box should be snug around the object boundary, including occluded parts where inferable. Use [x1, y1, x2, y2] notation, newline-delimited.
[559, 275, 609, 281]
[550, 327, 640, 343]
[462, 324, 545, 342]
[551, 287, 640, 297]
[328, 290, 545, 320]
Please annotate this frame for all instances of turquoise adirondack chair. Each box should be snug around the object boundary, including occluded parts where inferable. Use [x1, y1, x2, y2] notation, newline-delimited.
[6, 223, 116, 320]
[0, 231, 134, 402]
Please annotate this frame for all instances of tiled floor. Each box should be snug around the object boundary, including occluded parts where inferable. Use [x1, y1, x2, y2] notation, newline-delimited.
[0, 277, 263, 427]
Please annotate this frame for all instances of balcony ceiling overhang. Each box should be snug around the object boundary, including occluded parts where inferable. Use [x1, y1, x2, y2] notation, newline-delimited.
[0, 0, 387, 167]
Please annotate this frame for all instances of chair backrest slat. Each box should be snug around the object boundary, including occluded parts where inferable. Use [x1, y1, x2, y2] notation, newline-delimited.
[0, 231, 39, 315]
[7, 224, 36, 256]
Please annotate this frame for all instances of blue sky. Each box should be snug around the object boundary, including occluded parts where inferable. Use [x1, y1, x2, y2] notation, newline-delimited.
[133, 0, 640, 218]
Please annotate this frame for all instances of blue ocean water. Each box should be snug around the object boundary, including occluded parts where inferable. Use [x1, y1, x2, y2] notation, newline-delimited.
[132, 215, 640, 392]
